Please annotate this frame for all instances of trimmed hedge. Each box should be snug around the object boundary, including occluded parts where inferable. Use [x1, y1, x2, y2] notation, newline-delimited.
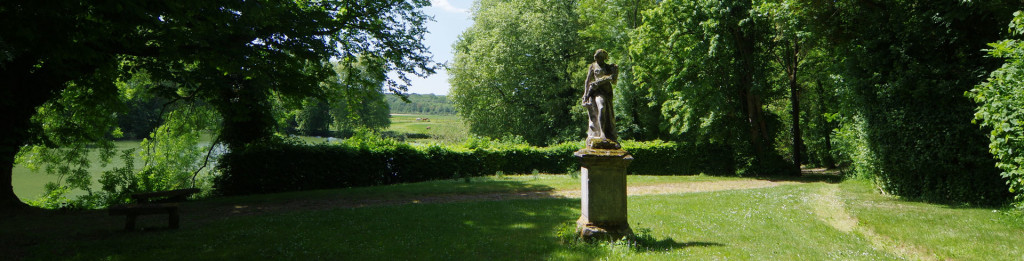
[213, 139, 734, 196]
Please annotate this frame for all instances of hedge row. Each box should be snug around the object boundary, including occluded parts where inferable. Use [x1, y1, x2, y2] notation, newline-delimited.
[213, 140, 734, 196]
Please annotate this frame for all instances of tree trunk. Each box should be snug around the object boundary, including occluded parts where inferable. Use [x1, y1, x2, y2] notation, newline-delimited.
[815, 80, 837, 169]
[744, 90, 767, 155]
[788, 48, 804, 169]
[0, 58, 66, 210]
[790, 72, 803, 167]
[733, 25, 769, 159]
[1, 154, 26, 209]
[1, 95, 41, 210]
[216, 77, 276, 151]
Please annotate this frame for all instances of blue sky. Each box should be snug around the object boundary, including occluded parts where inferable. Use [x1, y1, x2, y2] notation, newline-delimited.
[404, 0, 474, 95]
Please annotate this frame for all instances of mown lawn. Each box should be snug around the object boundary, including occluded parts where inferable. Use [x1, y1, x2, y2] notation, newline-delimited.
[4, 175, 1024, 260]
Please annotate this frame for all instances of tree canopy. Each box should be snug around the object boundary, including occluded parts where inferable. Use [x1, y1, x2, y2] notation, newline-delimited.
[1, 0, 435, 208]
[450, 0, 587, 145]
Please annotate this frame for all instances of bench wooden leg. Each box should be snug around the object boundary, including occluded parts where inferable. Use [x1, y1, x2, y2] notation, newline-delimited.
[168, 209, 180, 229]
[125, 214, 138, 231]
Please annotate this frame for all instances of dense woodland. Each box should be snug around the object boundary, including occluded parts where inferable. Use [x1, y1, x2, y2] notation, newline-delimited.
[2, 0, 1024, 210]
[450, 0, 1024, 204]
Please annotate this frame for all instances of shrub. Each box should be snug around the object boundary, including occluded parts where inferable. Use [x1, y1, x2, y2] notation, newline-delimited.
[968, 11, 1024, 204]
[213, 138, 735, 196]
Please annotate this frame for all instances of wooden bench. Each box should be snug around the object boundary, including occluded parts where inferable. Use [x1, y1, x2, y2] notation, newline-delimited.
[108, 188, 200, 231]
[130, 188, 201, 203]
[108, 203, 180, 231]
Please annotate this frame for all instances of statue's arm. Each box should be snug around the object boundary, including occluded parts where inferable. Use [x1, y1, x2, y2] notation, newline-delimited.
[611, 64, 619, 84]
[582, 65, 594, 105]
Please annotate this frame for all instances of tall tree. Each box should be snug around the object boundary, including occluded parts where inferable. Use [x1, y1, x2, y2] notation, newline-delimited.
[578, 0, 661, 141]
[756, 0, 828, 170]
[1, 0, 434, 209]
[450, 0, 586, 145]
[329, 56, 392, 132]
[632, 0, 790, 174]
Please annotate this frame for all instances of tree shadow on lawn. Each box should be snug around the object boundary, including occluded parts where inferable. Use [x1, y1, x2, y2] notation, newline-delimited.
[756, 168, 844, 184]
[628, 232, 726, 253]
[4, 198, 723, 260]
[2, 177, 739, 260]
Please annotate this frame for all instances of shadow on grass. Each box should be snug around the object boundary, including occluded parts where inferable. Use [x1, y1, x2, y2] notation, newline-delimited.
[195, 177, 558, 208]
[634, 238, 726, 253]
[755, 168, 845, 184]
[630, 228, 726, 253]
[6, 179, 579, 260]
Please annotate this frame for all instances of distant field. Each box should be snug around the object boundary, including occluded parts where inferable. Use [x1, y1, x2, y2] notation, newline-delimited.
[388, 114, 469, 144]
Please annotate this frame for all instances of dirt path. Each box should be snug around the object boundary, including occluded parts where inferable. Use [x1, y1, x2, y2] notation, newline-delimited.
[808, 184, 938, 260]
[202, 179, 797, 218]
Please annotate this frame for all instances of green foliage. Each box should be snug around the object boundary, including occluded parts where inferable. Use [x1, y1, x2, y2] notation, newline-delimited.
[386, 94, 456, 115]
[1, 0, 437, 207]
[281, 58, 394, 137]
[578, 0, 662, 141]
[293, 98, 333, 136]
[631, 0, 792, 175]
[450, 0, 587, 145]
[830, 115, 878, 179]
[19, 98, 221, 208]
[213, 137, 734, 196]
[822, 0, 1013, 204]
[969, 11, 1024, 204]
[14, 78, 125, 208]
[96, 148, 138, 206]
[135, 104, 220, 192]
[328, 57, 393, 133]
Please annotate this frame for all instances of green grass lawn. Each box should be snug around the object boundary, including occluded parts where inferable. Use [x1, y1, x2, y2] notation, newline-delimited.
[5, 175, 1024, 260]
[838, 180, 1024, 260]
[388, 114, 468, 144]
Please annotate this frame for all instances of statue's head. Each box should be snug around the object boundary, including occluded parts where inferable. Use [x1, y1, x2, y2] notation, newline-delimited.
[594, 49, 608, 63]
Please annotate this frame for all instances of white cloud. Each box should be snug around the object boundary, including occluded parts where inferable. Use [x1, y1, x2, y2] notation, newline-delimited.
[431, 0, 468, 13]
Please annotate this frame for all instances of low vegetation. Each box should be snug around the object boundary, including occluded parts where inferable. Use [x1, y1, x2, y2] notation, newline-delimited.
[213, 136, 735, 196]
[6, 175, 1023, 260]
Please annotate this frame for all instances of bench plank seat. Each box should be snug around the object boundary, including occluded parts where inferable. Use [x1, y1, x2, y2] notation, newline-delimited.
[108, 203, 180, 230]
[130, 188, 201, 203]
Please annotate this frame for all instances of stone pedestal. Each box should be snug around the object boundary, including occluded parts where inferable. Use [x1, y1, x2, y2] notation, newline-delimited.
[574, 148, 634, 241]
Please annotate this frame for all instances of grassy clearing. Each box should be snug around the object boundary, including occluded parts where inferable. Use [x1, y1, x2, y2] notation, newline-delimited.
[388, 114, 468, 144]
[5, 175, 1024, 260]
[839, 180, 1024, 260]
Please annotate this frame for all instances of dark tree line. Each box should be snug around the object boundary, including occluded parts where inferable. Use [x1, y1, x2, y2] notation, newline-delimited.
[386, 94, 457, 115]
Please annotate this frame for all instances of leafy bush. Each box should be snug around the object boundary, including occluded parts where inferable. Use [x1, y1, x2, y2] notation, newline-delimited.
[828, 3, 1013, 205]
[969, 11, 1024, 204]
[213, 137, 734, 196]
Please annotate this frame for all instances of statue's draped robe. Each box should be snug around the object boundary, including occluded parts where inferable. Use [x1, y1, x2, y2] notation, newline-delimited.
[583, 62, 618, 143]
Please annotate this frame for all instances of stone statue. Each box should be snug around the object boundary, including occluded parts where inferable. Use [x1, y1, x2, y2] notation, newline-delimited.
[582, 49, 619, 149]
[575, 49, 633, 240]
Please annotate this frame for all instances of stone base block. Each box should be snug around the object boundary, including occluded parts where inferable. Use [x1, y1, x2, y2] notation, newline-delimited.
[577, 215, 634, 241]
[574, 148, 634, 242]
